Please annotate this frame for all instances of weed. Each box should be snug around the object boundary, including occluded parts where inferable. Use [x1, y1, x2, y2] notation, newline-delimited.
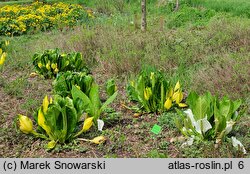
[146, 149, 168, 158]
[3, 76, 29, 98]
[158, 112, 177, 130]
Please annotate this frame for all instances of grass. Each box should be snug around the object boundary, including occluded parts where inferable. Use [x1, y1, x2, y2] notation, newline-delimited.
[0, 0, 249, 157]
[185, 0, 250, 18]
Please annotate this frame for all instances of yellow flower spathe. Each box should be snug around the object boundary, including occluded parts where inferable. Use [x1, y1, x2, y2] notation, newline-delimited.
[54, 67, 59, 74]
[75, 85, 81, 90]
[174, 81, 181, 92]
[167, 87, 174, 98]
[38, 108, 51, 135]
[178, 103, 188, 108]
[45, 62, 51, 70]
[18, 114, 33, 134]
[38, 62, 43, 68]
[0, 52, 7, 65]
[51, 63, 57, 69]
[82, 117, 94, 132]
[90, 136, 106, 144]
[42, 95, 49, 114]
[144, 87, 152, 101]
[5, 40, 10, 46]
[164, 97, 172, 110]
[172, 91, 184, 104]
[47, 140, 56, 149]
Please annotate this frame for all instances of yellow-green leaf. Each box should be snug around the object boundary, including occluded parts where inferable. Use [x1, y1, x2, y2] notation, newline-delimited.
[174, 81, 181, 92]
[144, 87, 152, 101]
[178, 103, 188, 108]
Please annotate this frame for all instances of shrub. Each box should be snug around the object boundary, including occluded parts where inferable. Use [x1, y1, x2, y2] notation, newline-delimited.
[0, 2, 92, 36]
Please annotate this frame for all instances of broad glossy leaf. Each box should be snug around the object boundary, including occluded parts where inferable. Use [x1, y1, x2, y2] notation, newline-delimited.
[186, 91, 199, 109]
[219, 97, 232, 118]
[71, 85, 93, 114]
[192, 95, 209, 120]
[65, 97, 78, 139]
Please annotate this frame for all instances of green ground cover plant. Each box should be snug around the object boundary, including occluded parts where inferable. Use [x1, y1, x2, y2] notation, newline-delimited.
[185, 0, 250, 18]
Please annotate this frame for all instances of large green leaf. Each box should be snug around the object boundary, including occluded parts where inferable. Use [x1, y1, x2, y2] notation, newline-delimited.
[192, 95, 209, 120]
[214, 103, 227, 135]
[160, 82, 165, 111]
[71, 85, 93, 116]
[100, 91, 118, 113]
[186, 91, 199, 110]
[219, 97, 232, 118]
[232, 99, 242, 113]
[89, 83, 101, 120]
[65, 97, 78, 139]
[45, 105, 61, 132]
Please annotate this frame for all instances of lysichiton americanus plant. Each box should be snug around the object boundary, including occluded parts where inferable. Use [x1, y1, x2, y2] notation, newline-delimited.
[32, 49, 89, 79]
[0, 40, 9, 67]
[17, 95, 105, 149]
[175, 91, 246, 154]
[127, 68, 187, 113]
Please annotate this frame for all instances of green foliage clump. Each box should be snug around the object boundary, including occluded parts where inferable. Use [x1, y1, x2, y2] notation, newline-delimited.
[105, 78, 117, 97]
[53, 71, 94, 97]
[127, 67, 186, 113]
[18, 94, 98, 149]
[175, 91, 242, 142]
[32, 48, 89, 79]
[167, 5, 216, 28]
